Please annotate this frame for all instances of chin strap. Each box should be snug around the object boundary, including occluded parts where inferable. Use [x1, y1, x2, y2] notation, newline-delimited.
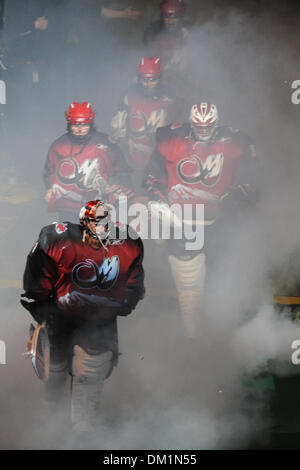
[98, 236, 109, 253]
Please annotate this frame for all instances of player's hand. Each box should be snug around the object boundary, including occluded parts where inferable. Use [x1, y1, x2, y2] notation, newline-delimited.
[117, 305, 132, 316]
[27, 338, 33, 352]
[220, 184, 256, 212]
[57, 292, 120, 309]
[45, 189, 52, 202]
[34, 16, 48, 30]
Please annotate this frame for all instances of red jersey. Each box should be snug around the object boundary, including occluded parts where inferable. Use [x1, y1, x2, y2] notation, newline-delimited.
[111, 84, 174, 168]
[144, 20, 187, 74]
[43, 130, 132, 213]
[23, 222, 144, 323]
[144, 123, 257, 222]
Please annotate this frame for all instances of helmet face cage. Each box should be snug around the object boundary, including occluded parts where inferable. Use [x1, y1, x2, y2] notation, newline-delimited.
[189, 103, 219, 142]
[79, 200, 110, 241]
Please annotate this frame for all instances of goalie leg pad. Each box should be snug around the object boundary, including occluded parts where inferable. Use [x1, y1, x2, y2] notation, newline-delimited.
[43, 359, 69, 405]
[168, 253, 206, 337]
[44, 337, 69, 402]
[71, 346, 113, 430]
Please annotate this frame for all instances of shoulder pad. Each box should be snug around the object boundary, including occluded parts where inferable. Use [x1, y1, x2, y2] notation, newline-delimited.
[156, 123, 189, 142]
[214, 126, 235, 141]
[51, 133, 69, 148]
[159, 86, 174, 102]
[38, 222, 80, 250]
[92, 131, 117, 149]
[215, 125, 246, 141]
[215, 126, 255, 153]
[170, 123, 182, 130]
[159, 95, 173, 103]
[92, 130, 109, 142]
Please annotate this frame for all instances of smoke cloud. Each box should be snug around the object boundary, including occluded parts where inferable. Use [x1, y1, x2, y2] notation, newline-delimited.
[1, 0, 300, 450]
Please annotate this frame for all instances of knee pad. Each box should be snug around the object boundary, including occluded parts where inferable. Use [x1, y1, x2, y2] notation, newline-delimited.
[72, 345, 113, 383]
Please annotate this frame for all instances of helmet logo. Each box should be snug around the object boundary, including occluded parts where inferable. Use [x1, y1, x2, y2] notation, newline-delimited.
[177, 153, 224, 186]
[72, 256, 119, 291]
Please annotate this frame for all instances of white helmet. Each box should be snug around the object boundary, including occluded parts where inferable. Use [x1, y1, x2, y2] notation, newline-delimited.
[189, 102, 219, 142]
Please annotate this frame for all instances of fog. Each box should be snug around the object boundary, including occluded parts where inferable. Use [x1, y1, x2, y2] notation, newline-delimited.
[1, 0, 300, 450]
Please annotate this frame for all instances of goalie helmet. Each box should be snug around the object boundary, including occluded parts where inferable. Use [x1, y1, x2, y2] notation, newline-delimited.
[79, 200, 110, 241]
[189, 102, 219, 142]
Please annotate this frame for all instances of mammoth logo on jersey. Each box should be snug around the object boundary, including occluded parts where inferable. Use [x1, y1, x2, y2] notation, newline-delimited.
[57, 158, 100, 189]
[129, 109, 166, 139]
[177, 153, 224, 187]
[72, 256, 119, 291]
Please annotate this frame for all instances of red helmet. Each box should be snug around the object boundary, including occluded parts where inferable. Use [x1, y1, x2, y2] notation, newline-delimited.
[65, 102, 95, 124]
[160, 0, 184, 16]
[138, 57, 163, 79]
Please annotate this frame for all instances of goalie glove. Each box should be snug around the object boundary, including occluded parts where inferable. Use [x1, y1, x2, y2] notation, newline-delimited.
[20, 295, 51, 324]
[57, 292, 121, 310]
[117, 287, 145, 316]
